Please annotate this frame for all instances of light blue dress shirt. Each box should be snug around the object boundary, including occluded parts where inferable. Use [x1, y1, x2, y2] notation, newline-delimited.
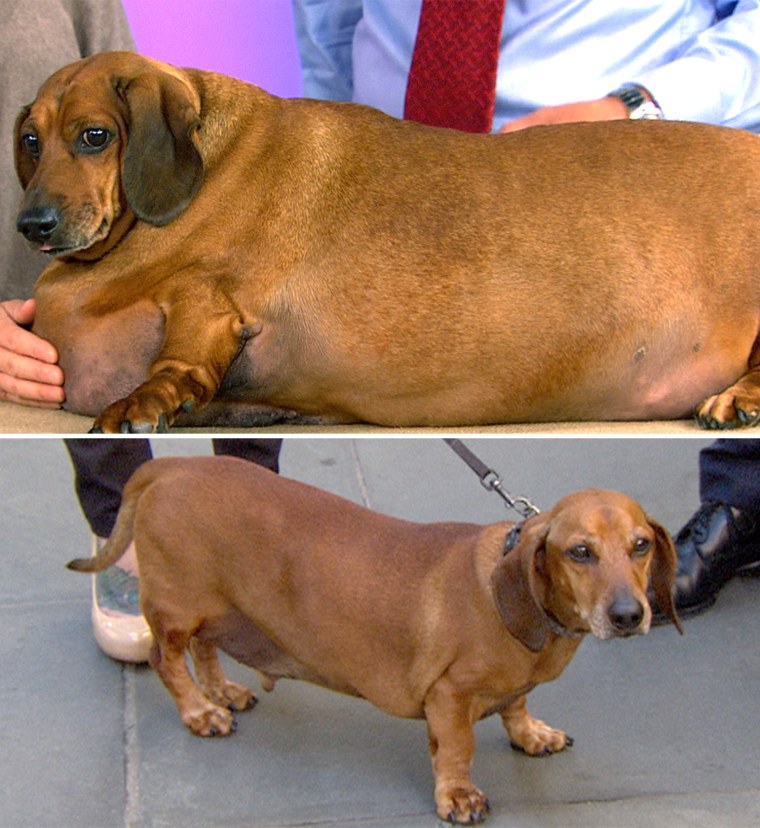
[294, 0, 760, 132]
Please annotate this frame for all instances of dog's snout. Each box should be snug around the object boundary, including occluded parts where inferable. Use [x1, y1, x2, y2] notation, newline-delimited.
[607, 590, 644, 634]
[16, 206, 60, 243]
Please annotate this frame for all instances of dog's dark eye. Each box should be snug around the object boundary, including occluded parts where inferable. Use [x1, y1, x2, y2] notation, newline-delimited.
[80, 128, 111, 152]
[566, 544, 594, 563]
[22, 133, 40, 158]
[632, 537, 651, 557]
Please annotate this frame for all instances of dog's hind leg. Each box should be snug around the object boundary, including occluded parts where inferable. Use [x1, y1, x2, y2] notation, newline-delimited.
[188, 637, 257, 712]
[695, 365, 760, 428]
[694, 331, 760, 429]
[148, 630, 237, 737]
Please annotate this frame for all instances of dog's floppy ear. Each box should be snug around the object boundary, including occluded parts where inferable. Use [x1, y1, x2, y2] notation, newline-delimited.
[14, 105, 35, 189]
[647, 514, 683, 634]
[491, 514, 551, 653]
[118, 72, 204, 225]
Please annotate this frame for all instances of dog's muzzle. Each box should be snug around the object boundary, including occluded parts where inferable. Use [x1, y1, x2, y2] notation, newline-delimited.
[606, 589, 645, 636]
[16, 206, 61, 246]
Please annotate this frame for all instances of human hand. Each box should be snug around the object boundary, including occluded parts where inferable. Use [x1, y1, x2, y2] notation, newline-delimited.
[0, 298, 65, 408]
[499, 96, 629, 133]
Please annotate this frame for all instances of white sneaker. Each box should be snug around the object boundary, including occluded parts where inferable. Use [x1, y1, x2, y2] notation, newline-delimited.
[91, 536, 153, 663]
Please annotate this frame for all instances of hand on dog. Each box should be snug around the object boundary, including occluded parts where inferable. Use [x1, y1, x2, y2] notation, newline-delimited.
[499, 96, 629, 133]
[0, 299, 64, 408]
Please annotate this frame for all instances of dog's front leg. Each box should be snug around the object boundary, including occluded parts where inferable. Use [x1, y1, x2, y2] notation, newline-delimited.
[424, 679, 489, 824]
[501, 695, 573, 757]
[91, 297, 255, 433]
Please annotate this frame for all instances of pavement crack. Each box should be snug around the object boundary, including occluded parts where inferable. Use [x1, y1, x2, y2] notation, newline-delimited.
[123, 664, 141, 828]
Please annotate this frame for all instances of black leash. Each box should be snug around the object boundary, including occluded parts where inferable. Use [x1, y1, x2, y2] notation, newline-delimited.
[444, 438, 541, 520]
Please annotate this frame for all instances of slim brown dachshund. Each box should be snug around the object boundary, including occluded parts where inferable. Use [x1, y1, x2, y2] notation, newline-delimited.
[15, 51, 760, 432]
[68, 456, 681, 823]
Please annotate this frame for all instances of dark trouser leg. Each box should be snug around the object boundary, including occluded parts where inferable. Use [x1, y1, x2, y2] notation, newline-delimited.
[699, 438, 760, 513]
[66, 438, 283, 538]
[211, 439, 282, 473]
[65, 439, 152, 537]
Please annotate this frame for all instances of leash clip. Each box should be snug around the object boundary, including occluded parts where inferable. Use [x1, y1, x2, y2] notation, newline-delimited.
[483, 472, 541, 519]
[445, 438, 541, 519]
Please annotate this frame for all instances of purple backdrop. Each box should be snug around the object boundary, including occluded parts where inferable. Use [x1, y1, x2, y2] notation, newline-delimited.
[122, 0, 303, 97]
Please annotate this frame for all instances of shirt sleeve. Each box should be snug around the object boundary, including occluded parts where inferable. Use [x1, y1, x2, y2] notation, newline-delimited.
[630, 0, 760, 129]
[67, 0, 136, 55]
[293, 0, 363, 101]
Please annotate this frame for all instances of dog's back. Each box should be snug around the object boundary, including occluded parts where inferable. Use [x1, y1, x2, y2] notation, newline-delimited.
[97, 456, 493, 716]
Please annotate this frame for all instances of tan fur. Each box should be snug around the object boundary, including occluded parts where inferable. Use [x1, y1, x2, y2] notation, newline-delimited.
[68, 457, 681, 823]
[16, 52, 760, 432]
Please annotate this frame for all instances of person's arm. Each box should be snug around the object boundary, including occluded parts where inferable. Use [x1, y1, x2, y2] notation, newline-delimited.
[293, 0, 363, 101]
[0, 299, 64, 408]
[500, 97, 630, 133]
[632, 0, 760, 127]
[70, 0, 136, 54]
[503, 0, 760, 133]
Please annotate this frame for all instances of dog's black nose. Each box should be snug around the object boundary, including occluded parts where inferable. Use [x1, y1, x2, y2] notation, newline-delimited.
[16, 206, 60, 243]
[607, 591, 644, 633]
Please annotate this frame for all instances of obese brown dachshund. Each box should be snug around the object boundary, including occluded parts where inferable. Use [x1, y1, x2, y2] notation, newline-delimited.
[68, 456, 682, 823]
[15, 51, 760, 432]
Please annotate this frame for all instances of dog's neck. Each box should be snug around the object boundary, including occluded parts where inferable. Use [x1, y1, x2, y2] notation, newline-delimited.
[66, 207, 137, 263]
[503, 524, 585, 642]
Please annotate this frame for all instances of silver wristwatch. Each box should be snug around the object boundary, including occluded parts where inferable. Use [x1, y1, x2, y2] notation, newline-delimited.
[608, 85, 664, 120]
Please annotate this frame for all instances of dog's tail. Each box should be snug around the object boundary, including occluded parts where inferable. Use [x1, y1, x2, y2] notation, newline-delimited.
[66, 490, 139, 574]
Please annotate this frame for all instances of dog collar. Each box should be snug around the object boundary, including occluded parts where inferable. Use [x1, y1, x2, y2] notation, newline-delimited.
[503, 522, 523, 554]
[542, 609, 585, 641]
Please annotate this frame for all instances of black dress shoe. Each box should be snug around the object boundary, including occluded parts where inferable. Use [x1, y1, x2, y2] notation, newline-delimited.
[669, 501, 760, 617]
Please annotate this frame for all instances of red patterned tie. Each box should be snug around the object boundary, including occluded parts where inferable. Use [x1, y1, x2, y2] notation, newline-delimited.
[404, 0, 506, 133]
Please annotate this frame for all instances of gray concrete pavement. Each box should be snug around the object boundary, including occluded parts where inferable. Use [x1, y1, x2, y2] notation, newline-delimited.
[1, 437, 758, 827]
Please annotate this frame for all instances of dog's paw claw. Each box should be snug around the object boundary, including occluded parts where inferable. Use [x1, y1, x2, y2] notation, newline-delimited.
[228, 694, 257, 712]
[118, 418, 164, 434]
[185, 705, 236, 737]
[737, 407, 760, 426]
[131, 421, 156, 434]
[438, 786, 490, 825]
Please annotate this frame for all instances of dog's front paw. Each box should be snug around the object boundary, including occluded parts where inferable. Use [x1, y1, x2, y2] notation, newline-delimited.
[183, 704, 237, 737]
[91, 396, 171, 433]
[436, 784, 490, 824]
[506, 715, 573, 757]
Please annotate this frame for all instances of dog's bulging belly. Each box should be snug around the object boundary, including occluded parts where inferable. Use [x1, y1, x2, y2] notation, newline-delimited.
[198, 610, 366, 698]
[31, 243, 758, 428]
